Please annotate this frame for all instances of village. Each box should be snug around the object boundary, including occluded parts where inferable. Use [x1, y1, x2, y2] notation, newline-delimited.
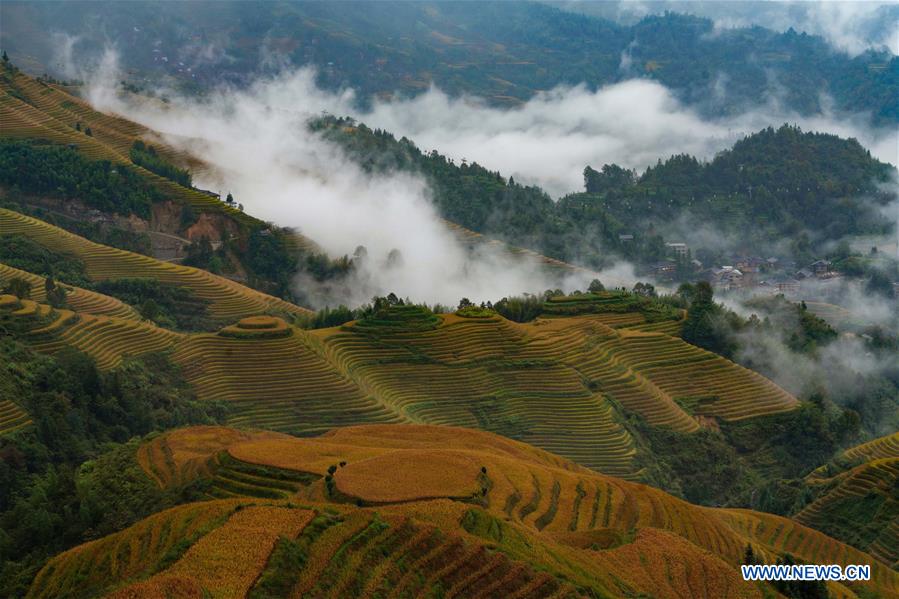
[644, 240, 899, 300]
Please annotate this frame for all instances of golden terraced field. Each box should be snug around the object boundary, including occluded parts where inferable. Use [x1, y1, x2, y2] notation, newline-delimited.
[29, 424, 897, 599]
[2, 276, 801, 481]
[0, 69, 250, 219]
[0, 208, 311, 323]
[798, 432, 899, 568]
[0, 262, 139, 319]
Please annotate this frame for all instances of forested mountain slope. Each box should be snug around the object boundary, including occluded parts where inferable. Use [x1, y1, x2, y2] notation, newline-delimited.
[317, 117, 897, 268]
[2, 1, 896, 123]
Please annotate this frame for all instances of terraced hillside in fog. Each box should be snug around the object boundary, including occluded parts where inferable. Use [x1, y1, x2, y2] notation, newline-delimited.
[3, 247, 797, 481]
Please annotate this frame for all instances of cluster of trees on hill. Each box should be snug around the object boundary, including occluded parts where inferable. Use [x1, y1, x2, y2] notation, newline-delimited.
[674, 282, 897, 439]
[129, 140, 192, 188]
[0, 140, 161, 218]
[0, 341, 224, 596]
[317, 118, 896, 270]
[576, 125, 896, 252]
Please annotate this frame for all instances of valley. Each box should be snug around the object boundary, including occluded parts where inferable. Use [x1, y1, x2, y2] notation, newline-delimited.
[0, 6, 896, 597]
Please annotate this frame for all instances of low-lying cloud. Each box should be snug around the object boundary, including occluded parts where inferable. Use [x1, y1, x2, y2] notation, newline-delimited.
[79, 49, 895, 308]
[84, 53, 592, 308]
[358, 79, 897, 197]
[554, 1, 898, 57]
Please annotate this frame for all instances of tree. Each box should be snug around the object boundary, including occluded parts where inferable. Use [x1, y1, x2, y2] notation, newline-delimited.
[139, 298, 160, 321]
[743, 544, 757, 565]
[588, 279, 605, 293]
[2, 51, 8, 64]
[458, 297, 473, 309]
[44, 277, 67, 308]
[3, 276, 31, 299]
[84, 127, 93, 137]
[632, 282, 656, 298]
[75, 122, 81, 132]
[225, 192, 234, 205]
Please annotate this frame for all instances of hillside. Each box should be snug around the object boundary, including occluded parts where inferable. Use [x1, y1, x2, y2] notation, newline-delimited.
[1, 275, 799, 482]
[0, 208, 310, 323]
[797, 433, 899, 568]
[319, 117, 897, 269]
[577, 125, 897, 248]
[29, 424, 899, 599]
[3, 2, 896, 123]
[0, 65, 242, 219]
[0, 65, 593, 292]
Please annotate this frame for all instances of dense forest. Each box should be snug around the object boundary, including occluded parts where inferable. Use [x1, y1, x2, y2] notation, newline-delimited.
[0, 338, 225, 596]
[317, 118, 897, 270]
[4, 2, 897, 124]
[575, 125, 896, 252]
[0, 140, 162, 218]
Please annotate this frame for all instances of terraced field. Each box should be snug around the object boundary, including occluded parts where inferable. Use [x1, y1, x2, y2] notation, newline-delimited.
[0, 208, 310, 323]
[4, 283, 800, 480]
[26, 499, 246, 599]
[318, 309, 797, 472]
[316, 312, 641, 477]
[807, 432, 899, 482]
[33, 498, 594, 599]
[1, 68, 251, 219]
[797, 433, 899, 569]
[1, 295, 178, 370]
[55, 423, 893, 599]
[170, 324, 401, 434]
[0, 399, 31, 436]
[0, 262, 139, 319]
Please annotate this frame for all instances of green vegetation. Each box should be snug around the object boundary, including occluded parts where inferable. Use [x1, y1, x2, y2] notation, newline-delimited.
[320, 120, 895, 269]
[0, 340, 225, 596]
[353, 295, 442, 333]
[297, 304, 356, 329]
[248, 512, 341, 599]
[0, 140, 162, 218]
[493, 294, 543, 323]
[94, 277, 214, 331]
[129, 140, 192, 188]
[0, 234, 92, 288]
[576, 125, 896, 258]
[631, 396, 860, 513]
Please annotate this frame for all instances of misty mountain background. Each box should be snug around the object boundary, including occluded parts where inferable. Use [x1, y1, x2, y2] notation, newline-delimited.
[1, 0, 897, 124]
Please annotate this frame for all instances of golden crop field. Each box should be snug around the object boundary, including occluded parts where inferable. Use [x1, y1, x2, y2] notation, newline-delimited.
[4, 254, 800, 482]
[34, 424, 897, 599]
[26, 500, 244, 599]
[0, 208, 311, 323]
[122, 505, 315, 599]
[0, 262, 139, 319]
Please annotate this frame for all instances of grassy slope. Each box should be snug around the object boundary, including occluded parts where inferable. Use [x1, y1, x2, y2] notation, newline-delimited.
[29, 424, 899, 599]
[0, 66, 250, 220]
